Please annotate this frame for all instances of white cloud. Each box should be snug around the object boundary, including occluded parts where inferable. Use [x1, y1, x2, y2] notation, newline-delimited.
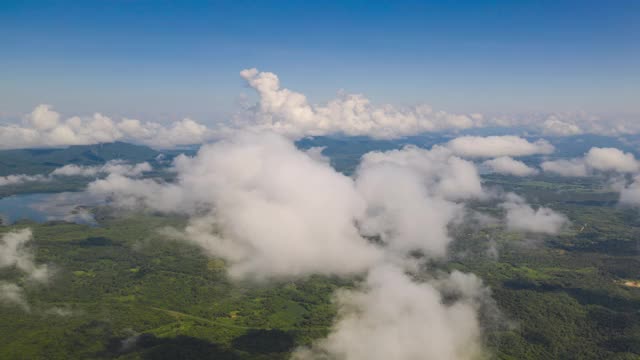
[303, 146, 330, 164]
[237, 68, 484, 139]
[0, 281, 29, 311]
[541, 147, 640, 177]
[0, 229, 52, 312]
[0, 105, 212, 150]
[51, 160, 152, 177]
[358, 146, 484, 201]
[618, 175, 640, 206]
[355, 146, 483, 257]
[482, 156, 538, 176]
[0, 160, 152, 188]
[0, 174, 49, 187]
[292, 265, 484, 360]
[501, 194, 568, 234]
[87, 133, 488, 276]
[584, 147, 639, 173]
[538, 112, 640, 137]
[0, 229, 50, 283]
[541, 114, 584, 136]
[90, 132, 383, 279]
[85, 131, 504, 358]
[446, 136, 554, 158]
[540, 158, 589, 177]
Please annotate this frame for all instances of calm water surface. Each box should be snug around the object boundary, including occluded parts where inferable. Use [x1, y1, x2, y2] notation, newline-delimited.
[0, 192, 102, 225]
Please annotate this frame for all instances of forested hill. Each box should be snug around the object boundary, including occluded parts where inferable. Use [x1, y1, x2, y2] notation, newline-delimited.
[0, 142, 159, 176]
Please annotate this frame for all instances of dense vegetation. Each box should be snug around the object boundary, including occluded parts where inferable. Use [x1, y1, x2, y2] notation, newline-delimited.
[0, 140, 639, 359]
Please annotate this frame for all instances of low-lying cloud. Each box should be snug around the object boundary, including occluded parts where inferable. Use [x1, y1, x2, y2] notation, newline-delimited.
[293, 265, 485, 360]
[482, 156, 538, 176]
[0, 174, 49, 187]
[542, 147, 640, 176]
[0, 229, 51, 311]
[446, 136, 554, 158]
[501, 193, 568, 234]
[0, 105, 211, 150]
[0, 281, 28, 311]
[0, 160, 153, 188]
[89, 133, 488, 276]
[51, 160, 152, 177]
[86, 131, 497, 358]
[0, 229, 50, 283]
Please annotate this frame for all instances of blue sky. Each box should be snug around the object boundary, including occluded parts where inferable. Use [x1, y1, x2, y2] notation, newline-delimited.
[1, 0, 638, 123]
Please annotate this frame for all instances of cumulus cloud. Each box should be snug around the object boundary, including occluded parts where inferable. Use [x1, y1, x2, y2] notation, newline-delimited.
[0, 105, 212, 150]
[0, 229, 52, 312]
[540, 158, 589, 177]
[0, 174, 49, 187]
[541, 147, 640, 177]
[541, 114, 584, 136]
[446, 136, 554, 158]
[541, 147, 640, 208]
[292, 265, 484, 360]
[0, 229, 50, 283]
[584, 147, 639, 173]
[90, 137, 486, 271]
[482, 156, 538, 176]
[355, 145, 483, 257]
[236, 68, 485, 139]
[90, 132, 383, 279]
[618, 175, 640, 206]
[304, 146, 330, 164]
[0, 160, 152, 188]
[501, 194, 568, 234]
[0, 281, 29, 311]
[86, 131, 502, 358]
[538, 112, 640, 137]
[51, 160, 152, 177]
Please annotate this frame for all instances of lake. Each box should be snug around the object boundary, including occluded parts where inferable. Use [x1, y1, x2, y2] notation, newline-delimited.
[0, 192, 104, 225]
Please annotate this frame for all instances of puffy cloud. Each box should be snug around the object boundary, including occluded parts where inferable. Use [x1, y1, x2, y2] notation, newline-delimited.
[0, 229, 52, 312]
[117, 117, 210, 149]
[90, 132, 383, 279]
[482, 156, 538, 176]
[540, 158, 589, 177]
[0, 160, 152, 188]
[52, 160, 152, 177]
[237, 70, 640, 140]
[88, 133, 487, 276]
[292, 265, 484, 360]
[446, 136, 554, 158]
[304, 146, 330, 164]
[86, 131, 500, 357]
[618, 175, 640, 207]
[501, 194, 568, 234]
[358, 146, 484, 201]
[540, 114, 584, 136]
[355, 146, 483, 257]
[0, 281, 29, 311]
[541, 147, 639, 177]
[88, 174, 184, 213]
[237, 68, 483, 139]
[0, 229, 50, 283]
[538, 112, 640, 137]
[0, 105, 212, 150]
[619, 180, 640, 206]
[584, 147, 639, 173]
[0, 174, 49, 187]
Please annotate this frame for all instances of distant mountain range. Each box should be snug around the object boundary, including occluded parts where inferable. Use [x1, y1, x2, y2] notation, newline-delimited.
[1, 134, 638, 177]
[0, 142, 159, 176]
